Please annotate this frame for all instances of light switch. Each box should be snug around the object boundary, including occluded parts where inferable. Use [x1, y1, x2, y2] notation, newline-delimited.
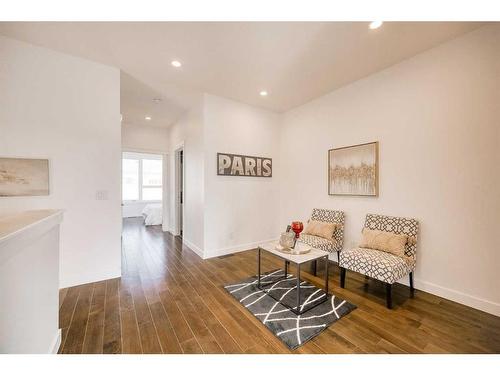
[95, 190, 108, 200]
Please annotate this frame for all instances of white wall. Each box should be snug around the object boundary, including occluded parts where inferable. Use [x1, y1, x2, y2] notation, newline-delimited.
[0, 36, 122, 288]
[166, 94, 281, 258]
[279, 25, 500, 316]
[165, 98, 205, 256]
[203, 94, 281, 257]
[121, 123, 169, 153]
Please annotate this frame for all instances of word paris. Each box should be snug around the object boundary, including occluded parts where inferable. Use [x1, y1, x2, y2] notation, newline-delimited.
[217, 153, 272, 177]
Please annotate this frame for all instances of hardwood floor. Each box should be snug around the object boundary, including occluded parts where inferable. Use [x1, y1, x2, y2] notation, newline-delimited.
[58, 218, 500, 354]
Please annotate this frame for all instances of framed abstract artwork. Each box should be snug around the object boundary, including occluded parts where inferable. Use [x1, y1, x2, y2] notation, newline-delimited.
[0, 157, 50, 197]
[328, 142, 378, 196]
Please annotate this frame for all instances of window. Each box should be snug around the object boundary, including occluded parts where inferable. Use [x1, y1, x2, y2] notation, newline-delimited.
[122, 152, 162, 202]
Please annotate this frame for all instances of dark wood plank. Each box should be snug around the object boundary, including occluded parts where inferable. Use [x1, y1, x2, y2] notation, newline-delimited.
[148, 302, 183, 353]
[119, 278, 142, 354]
[59, 285, 81, 330]
[102, 278, 122, 354]
[82, 281, 106, 354]
[59, 288, 68, 309]
[61, 282, 94, 354]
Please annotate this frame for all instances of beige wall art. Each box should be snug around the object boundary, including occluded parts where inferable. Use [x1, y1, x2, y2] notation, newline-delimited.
[328, 142, 378, 196]
[0, 158, 49, 196]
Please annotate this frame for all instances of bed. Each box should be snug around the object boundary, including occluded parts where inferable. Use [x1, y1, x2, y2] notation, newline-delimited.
[142, 203, 162, 226]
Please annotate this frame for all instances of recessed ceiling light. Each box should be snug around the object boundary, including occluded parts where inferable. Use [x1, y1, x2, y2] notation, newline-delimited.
[152, 98, 162, 103]
[145, 116, 152, 120]
[260, 90, 268, 97]
[369, 21, 383, 30]
[171, 60, 182, 68]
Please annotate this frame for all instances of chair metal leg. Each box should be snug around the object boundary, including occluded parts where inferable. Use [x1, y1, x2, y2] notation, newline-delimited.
[324, 255, 329, 294]
[386, 283, 393, 309]
[257, 247, 261, 288]
[296, 264, 301, 312]
[409, 272, 414, 296]
[340, 267, 346, 288]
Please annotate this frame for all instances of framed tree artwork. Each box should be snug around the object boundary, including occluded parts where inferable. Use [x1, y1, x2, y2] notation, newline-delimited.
[328, 142, 378, 196]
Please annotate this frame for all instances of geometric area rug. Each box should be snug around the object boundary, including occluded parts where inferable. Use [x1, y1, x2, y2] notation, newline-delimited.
[224, 269, 356, 349]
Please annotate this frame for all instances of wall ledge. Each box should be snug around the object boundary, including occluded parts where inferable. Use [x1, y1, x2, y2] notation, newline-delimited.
[0, 209, 64, 264]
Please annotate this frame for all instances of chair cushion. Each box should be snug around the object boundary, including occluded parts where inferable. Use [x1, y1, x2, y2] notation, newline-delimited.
[359, 228, 408, 258]
[303, 220, 338, 240]
[299, 234, 337, 253]
[339, 247, 415, 283]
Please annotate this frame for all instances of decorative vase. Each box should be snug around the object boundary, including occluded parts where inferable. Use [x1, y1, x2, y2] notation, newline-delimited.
[279, 232, 296, 249]
[291, 221, 304, 239]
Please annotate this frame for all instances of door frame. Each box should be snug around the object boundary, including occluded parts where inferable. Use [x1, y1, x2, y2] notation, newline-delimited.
[173, 143, 185, 237]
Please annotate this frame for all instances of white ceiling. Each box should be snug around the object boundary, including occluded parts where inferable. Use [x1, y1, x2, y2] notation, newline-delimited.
[0, 22, 485, 127]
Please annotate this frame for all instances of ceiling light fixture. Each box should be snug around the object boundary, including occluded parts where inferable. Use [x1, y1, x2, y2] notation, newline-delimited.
[145, 116, 152, 120]
[171, 60, 182, 68]
[152, 98, 162, 103]
[369, 21, 383, 30]
[260, 90, 268, 97]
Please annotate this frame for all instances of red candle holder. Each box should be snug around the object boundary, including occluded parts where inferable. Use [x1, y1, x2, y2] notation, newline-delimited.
[291, 221, 304, 239]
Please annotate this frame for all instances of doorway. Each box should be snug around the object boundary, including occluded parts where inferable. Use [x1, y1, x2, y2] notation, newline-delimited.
[174, 146, 184, 237]
[121, 151, 164, 226]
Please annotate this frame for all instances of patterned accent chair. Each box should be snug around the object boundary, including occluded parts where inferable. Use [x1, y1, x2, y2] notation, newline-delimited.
[299, 208, 345, 275]
[339, 213, 419, 309]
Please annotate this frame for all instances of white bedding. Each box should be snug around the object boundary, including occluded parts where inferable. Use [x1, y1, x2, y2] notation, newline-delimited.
[142, 203, 162, 226]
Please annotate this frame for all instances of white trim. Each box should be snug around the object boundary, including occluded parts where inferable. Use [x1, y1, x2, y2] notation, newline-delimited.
[204, 238, 276, 259]
[413, 278, 500, 317]
[49, 329, 62, 354]
[182, 237, 204, 259]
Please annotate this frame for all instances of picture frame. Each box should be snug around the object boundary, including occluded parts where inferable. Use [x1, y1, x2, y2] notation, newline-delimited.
[0, 157, 50, 197]
[328, 141, 379, 196]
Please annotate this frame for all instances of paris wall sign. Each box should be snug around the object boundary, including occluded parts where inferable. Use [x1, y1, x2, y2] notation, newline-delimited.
[217, 152, 272, 177]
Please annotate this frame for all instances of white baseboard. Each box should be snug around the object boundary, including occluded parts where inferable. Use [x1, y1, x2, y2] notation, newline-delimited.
[49, 329, 62, 354]
[182, 237, 204, 259]
[204, 238, 276, 259]
[414, 278, 500, 317]
[60, 269, 122, 289]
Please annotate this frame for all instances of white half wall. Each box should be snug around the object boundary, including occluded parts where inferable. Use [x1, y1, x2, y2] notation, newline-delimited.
[279, 25, 500, 316]
[0, 36, 122, 288]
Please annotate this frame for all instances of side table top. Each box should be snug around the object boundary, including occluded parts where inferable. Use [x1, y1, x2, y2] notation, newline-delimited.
[258, 240, 329, 264]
